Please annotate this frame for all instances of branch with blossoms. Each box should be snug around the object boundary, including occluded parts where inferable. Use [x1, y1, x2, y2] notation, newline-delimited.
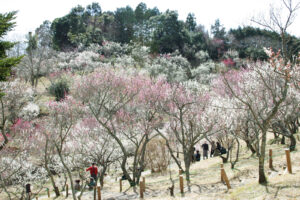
[213, 48, 295, 184]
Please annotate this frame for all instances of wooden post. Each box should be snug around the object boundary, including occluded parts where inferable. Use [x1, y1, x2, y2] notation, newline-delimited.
[36, 197, 38, 200]
[220, 164, 224, 182]
[66, 184, 69, 198]
[269, 149, 273, 169]
[179, 169, 183, 175]
[142, 176, 146, 192]
[119, 178, 122, 192]
[140, 181, 144, 199]
[97, 186, 101, 200]
[47, 188, 50, 198]
[221, 168, 231, 190]
[285, 149, 292, 174]
[94, 186, 96, 200]
[179, 175, 184, 194]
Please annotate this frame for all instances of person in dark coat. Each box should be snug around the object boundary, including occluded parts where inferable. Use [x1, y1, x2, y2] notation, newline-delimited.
[215, 142, 222, 156]
[195, 150, 201, 161]
[201, 142, 209, 160]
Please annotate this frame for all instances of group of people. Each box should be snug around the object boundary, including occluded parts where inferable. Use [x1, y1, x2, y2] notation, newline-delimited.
[192, 141, 226, 162]
[81, 141, 226, 189]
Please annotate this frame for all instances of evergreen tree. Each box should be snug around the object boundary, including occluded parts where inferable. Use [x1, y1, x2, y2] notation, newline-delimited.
[185, 13, 196, 32]
[211, 19, 226, 39]
[0, 11, 23, 81]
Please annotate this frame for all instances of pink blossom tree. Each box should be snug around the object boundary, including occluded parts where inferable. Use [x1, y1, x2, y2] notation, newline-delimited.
[214, 49, 298, 184]
[155, 84, 218, 190]
[271, 85, 300, 150]
[45, 96, 83, 200]
[71, 118, 122, 188]
[0, 81, 32, 152]
[74, 69, 166, 187]
[0, 119, 47, 200]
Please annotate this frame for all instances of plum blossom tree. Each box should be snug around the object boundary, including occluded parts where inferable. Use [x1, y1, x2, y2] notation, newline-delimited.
[74, 69, 166, 187]
[210, 91, 258, 161]
[0, 119, 47, 200]
[46, 96, 83, 200]
[155, 84, 218, 190]
[271, 85, 300, 151]
[16, 31, 56, 87]
[0, 80, 33, 152]
[214, 49, 298, 184]
[71, 118, 122, 187]
[251, 0, 300, 63]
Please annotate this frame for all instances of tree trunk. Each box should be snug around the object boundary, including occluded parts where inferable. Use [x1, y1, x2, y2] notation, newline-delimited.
[45, 167, 60, 197]
[220, 148, 230, 163]
[230, 138, 240, 169]
[245, 140, 256, 155]
[289, 134, 296, 151]
[183, 155, 191, 192]
[258, 131, 267, 184]
[99, 166, 107, 188]
[281, 136, 285, 144]
[56, 145, 77, 200]
[156, 130, 184, 171]
[44, 137, 60, 197]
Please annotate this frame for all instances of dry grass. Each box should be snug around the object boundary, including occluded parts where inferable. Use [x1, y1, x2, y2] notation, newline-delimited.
[2, 78, 300, 200]
[7, 134, 298, 200]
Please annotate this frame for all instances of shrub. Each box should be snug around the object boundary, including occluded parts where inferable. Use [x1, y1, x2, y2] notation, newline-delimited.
[48, 80, 69, 101]
[145, 138, 169, 173]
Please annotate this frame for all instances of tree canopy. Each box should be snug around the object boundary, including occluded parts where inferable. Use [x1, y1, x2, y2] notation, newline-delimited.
[0, 11, 23, 81]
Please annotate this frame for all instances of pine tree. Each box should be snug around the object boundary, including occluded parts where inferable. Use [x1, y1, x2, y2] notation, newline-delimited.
[0, 11, 23, 81]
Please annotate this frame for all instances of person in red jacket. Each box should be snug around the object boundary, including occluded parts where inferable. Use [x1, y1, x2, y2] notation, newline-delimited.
[86, 163, 98, 183]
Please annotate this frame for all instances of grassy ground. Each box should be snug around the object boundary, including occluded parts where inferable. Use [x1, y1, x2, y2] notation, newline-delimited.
[33, 133, 300, 200]
[2, 78, 300, 200]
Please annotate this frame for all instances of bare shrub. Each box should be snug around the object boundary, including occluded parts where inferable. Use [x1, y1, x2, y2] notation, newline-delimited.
[145, 138, 169, 173]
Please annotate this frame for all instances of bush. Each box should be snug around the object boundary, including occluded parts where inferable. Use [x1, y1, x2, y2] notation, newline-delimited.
[48, 80, 69, 101]
[145, 138, 169, 173]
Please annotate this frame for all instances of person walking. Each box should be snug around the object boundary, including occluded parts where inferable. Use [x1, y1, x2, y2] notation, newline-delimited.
[201, 142, 209, 160]
[86, 163, 98, 184]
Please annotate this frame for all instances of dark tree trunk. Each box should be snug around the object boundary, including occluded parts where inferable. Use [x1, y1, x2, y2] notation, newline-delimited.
[230, 138, 240, 169]
[258, 131, 267, 184]
[99, 166, 107, 188]
[289, 134, 296, 151]
[258, 155, 267, 184]
[246, 140, 256, 154]
[281, 136, 285, 144]
[183, 150, 191, 192]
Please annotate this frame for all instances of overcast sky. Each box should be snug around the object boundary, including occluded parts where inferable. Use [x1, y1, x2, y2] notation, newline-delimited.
[1, 0, 300, 40]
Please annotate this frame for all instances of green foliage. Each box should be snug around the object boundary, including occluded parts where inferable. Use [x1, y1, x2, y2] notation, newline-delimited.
[48, 80, 69, 101]
[51, 16, 74, 50]
[185, 13, 196, 32]
[182, 28, 210, 66]
[148, 54, 191, 82]
[227, 26, 298, 61]
[133, 3, 160, 44]
[114, 6, 136, 43]
[51, 3, 103, 50]
[211, 19, 226, 39]
[0, 11, 23, 81]
[150, 10, 189, 54]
